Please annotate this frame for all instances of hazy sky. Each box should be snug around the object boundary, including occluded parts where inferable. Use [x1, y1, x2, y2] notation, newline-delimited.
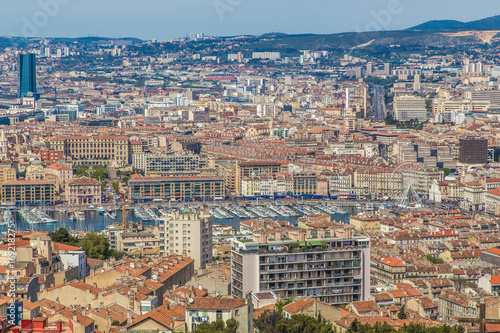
[1, 0, 500, 40]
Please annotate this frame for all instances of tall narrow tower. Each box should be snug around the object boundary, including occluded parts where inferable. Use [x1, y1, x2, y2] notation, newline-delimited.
[0, 130, 8, 160]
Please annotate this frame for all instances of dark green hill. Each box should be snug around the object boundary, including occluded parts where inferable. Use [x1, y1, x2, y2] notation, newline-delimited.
[409, 15, 500, 31]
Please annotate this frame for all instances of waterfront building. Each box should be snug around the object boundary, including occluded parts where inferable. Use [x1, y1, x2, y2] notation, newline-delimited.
[129, 175, 224, 202]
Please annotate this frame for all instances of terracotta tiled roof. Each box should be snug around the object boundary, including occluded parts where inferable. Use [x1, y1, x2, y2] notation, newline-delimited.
[54, 242, 82, 252]
[351, 300, 378, 314]
[283, 297, 315, 314]
[186, 297, 246, 311]
[380, 257, 405, 267]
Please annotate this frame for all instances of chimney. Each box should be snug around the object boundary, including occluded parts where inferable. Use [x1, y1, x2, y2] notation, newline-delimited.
[73, 315, 78, 322]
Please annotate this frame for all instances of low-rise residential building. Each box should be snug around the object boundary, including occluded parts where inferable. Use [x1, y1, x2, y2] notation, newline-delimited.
[406, 296, 439, 320]
[116, 230, 162, 255]
[461, 181, 484, 211]
[0, 167, 15, 184]
[350, 215, 381, 234]
[478, 274, 500, 296]
[484, 188, 500, 216]
[438, 290, 478, 322]
[371, 256, 407, 284]
[186, 297, 253, 333]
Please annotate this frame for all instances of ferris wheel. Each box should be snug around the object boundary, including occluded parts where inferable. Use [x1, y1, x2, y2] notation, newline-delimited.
[390, 162, 428, 209]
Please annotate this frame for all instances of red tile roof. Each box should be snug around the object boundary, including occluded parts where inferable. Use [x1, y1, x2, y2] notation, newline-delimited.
[186, 297, 246, 311]
[380, 257, 405, 267]
[54, 242, 82, 252]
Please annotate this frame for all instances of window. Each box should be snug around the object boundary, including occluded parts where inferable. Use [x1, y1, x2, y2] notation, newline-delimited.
[235, 309, 239, 316]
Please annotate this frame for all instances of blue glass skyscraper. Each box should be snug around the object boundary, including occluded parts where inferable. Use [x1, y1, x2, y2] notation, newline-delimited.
[18, 53, 37, 99]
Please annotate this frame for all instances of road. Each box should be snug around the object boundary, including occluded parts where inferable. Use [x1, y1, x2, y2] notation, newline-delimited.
[372, 85, 386, 120]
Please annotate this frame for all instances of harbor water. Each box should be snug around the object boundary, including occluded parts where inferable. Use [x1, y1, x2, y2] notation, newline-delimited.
[1, 203, 357, 234]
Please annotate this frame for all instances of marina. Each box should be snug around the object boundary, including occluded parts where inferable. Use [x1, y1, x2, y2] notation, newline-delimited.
[0, 202, 355, 234]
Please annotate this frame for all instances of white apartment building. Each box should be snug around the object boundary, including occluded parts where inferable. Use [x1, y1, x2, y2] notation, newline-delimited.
[393, 95, 427, 122]
[58, 250, 87, 280]
[252, 52, 281, 60]
[231, 234, 371, 305]
[256, 104, 281, 118]
[161, 210, 212, 270]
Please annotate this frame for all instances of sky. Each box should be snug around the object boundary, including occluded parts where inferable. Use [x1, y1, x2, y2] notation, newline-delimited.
[1, 0, 500, 40]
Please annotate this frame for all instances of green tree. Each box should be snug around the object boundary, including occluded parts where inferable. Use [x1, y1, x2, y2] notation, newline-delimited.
[48, 228, 79, 245]
[398, 305, 407, 319]
[80, 232, 110, 260]
[426, 254, 444, 264]
[111, 320, 120, 326]
[276, 314, 334, 333]
[385, 113, 395, 125]
[76, 166, 90, 176]
[442, 168, 451, 177]
[276, 297, 293, 314]
[193, 318, 239, 333]
[288, 242, 300, 253]
[108, 249, 125, 260]
[254, 310, 284, 333]
[90, 166, 108, 180]
[112, 181, 120, 193]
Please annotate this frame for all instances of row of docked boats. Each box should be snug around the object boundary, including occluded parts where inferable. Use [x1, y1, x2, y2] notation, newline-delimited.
[208, 203, 350, 219]
[19, 207, 57, 224]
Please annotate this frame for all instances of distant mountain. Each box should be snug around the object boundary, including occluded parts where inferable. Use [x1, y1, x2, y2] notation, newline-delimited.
[259, 32, 289, 38]
[409, 15, 500, 31]
[409, 20, 467, 31]
[466, 15, 500, 30]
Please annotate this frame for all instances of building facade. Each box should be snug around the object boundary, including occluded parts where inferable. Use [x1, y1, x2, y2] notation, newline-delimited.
[231, 236, 370, 305]
[65, 178, 102, 205]
[50, 135, 129, 166]
[132, 153, 203, 175]
[459, 137, 488, 164]
[161, 210, 212, 270]
[18, 53, 37, 99]
[236, 162, 288, 195]
[129, 175, 225, 202]
[1, 180, 56, 205]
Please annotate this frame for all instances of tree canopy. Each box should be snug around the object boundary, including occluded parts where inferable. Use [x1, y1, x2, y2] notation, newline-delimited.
[79, 232, 110, 260]
[347, 319, 465, 333]
[254, 311, 334, 333]
[193, 318, 239, 333]
[46, 228, 124, 260]
[48, 228, 79, 246]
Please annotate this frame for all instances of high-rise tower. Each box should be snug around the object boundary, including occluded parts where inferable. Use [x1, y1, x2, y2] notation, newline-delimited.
[18, 53, 37, 99]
